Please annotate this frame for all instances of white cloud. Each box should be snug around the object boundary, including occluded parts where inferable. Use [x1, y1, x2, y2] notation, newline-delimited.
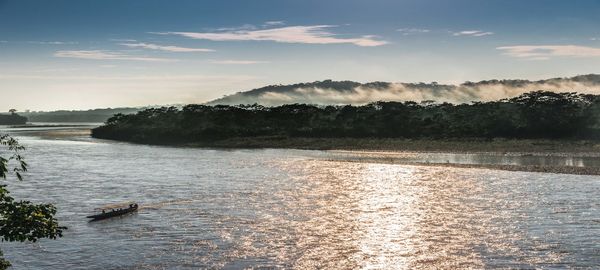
[159, 25, 387, 47]
[397, 28, 430, 35]
[452, 30, 494, 37]
[209, 60, 269, 65]
[109, 38, 137, 42]
[497, 45, 600, 60]
[54, 50, 176, 62]
[120, 42, 215, 52]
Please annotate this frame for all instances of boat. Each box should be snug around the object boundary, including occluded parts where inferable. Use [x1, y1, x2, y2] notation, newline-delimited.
[86, 203, 139, 221]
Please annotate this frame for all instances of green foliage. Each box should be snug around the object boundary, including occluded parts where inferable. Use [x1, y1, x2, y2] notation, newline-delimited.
[0, 135, 27, 181]
[0, 186, 65, 242]
[92, 91, 600, 144]
[0, 135, 65, 269]
[0, 251, 8, 270]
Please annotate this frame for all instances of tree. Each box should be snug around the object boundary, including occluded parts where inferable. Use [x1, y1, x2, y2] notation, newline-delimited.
[7, 109, 16, 115]
[91, 91, 600, 143]
[0, 134, 65, 269]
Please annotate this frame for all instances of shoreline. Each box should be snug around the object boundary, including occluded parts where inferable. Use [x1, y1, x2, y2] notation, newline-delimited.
[331, 158, 600, 176]
[87, 134, 600, 175]
[184, 136, 600, 155]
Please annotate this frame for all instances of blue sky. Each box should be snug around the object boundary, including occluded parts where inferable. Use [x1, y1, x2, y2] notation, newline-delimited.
[1, 0, 600, 110]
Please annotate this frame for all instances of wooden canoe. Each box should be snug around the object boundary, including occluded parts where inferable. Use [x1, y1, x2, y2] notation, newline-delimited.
[87, 204, 138, 221]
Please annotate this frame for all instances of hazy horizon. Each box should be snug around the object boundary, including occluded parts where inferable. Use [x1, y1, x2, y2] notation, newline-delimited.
[3, 0, 600, 111]
[3, 74, 600, 112]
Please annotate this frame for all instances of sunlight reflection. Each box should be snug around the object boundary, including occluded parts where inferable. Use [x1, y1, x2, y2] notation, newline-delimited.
[354, 164, 420, 269]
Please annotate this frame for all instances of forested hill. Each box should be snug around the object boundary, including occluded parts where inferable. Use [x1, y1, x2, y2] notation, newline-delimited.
[207, 74, 600, 106]
[92, 91, 600, 145]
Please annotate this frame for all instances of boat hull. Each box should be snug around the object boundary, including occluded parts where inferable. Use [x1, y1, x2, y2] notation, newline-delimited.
[87, 206, 138, 221]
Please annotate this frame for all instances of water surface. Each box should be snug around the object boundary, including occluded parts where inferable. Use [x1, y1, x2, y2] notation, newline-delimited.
[1, 127, 598, 269]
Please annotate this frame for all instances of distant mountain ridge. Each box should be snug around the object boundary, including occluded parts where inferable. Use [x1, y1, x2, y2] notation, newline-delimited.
[20, 108, 142, 123]
[207, 74, 600, 106]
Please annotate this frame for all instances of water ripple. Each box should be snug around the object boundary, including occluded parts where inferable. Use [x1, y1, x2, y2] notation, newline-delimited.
[0, 132, 598, 269]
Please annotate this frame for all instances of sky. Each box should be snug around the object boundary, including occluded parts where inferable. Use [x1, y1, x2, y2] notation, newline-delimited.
[1, 0, 600, 111]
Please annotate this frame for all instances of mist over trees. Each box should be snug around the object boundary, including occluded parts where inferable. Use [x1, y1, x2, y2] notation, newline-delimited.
[92, 91, 600, 144]
[208, 74, 600, 106]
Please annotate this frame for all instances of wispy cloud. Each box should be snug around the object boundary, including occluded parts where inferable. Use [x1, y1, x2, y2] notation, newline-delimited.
[120, 42, 215, 52]
[215, 24, 257, 31]
[0, 74, 257, 82]
[110, 38, 137, 42]
[452, 30, 494, 37]
[28, 41, 78, 45]
[263, 21, 285, 27]
[209, 60, 269, 65]
[396, 28, 430, 35]
[497, 45, 600, 60]
[158, 25, 387, 47]
[54, 50, 175, 62]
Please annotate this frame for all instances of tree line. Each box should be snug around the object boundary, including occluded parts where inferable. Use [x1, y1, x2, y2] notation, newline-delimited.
[0, 110, 27, 125]
[92, 91, 600, 144]
[21, 107, 142, 123]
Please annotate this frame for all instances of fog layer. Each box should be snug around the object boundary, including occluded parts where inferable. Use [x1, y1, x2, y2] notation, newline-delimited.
[208, 74, 600, 105]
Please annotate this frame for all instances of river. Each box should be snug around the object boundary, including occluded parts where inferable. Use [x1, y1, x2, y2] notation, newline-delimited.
[1, 125, 599, 269]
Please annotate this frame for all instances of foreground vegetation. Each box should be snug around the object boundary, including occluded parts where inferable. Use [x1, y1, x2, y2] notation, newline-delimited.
[181, 136, 600, 154]
[0, 135, 65, 269]
[92, 91, 600, 146]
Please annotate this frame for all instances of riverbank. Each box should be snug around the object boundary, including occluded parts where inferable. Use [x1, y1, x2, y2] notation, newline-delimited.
[84, 130, 600, 175]
[336, 159, 600, 175]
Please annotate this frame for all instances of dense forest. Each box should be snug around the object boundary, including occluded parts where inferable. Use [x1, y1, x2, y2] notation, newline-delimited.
[92, 91, 600, 144]
[0, 114, 27, 125]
